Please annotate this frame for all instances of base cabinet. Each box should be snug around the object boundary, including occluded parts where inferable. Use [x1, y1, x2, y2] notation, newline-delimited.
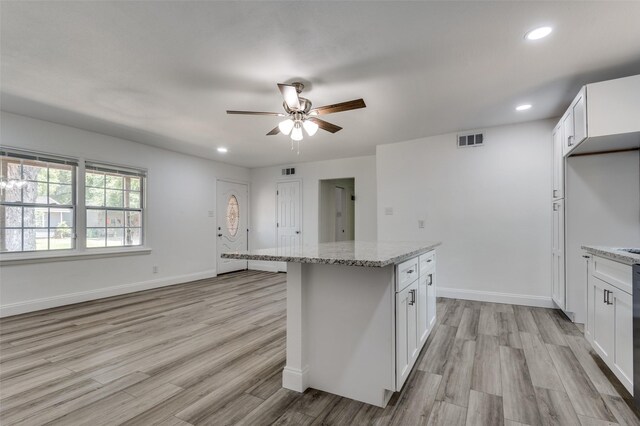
[585, 255, 633, 393]
[395, 250, 436, 391]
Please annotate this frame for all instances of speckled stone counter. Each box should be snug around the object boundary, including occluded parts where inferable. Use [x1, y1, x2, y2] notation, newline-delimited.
[221, 240, 441, 267]
[582, 245, 640, 265]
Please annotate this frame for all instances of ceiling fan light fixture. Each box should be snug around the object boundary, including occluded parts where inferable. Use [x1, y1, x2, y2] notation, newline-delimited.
[278, 119, 294, 135]
[303, 119, 319, 136]
[291, 123, 303, 141]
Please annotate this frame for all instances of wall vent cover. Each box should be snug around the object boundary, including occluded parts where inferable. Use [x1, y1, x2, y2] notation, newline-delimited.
[281, 167, 296, 176]
[457, 132, 484, 148]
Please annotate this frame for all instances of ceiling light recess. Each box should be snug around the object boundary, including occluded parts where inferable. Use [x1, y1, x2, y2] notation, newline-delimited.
[217, 147, 228, 153]
[516, 104, 532, 111]
[525, 26, 552, 40]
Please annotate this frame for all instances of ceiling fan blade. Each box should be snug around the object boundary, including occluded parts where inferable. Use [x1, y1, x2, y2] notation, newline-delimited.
[227, 110, 285, 116]
[266, 126, 280, 136]
[310, 98, 366, 116]
[277, 84, 301, 110]
[309, 117, 342, 134]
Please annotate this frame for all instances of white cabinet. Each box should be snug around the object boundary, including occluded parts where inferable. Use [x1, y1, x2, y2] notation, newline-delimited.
[585, 255, 633, 393]
[561, 75, 640, 157]
[562, 88, 587, 156]
[552, 124, 564, 200]
[395, 250, 437, 390]
[396, 279, 418, 389]
[551, 200, 565, 309]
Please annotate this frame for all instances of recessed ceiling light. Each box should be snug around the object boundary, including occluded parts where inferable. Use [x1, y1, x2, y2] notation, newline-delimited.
[217, 147, 228, 153]
[525, 26, 553, 40]
[516, 104, 532, 111]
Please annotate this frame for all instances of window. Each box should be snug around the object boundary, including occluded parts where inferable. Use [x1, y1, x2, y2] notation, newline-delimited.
[85, 162, 145, 248]
[0, 151, 77, 252]
[226, 195, 239, 237]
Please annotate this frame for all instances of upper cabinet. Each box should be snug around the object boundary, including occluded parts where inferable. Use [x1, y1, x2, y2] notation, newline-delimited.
[552, 124, 564, 199]
[559, 74, 640, 157]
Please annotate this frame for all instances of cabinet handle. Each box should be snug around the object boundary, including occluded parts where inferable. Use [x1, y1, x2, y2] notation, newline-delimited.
[553, 204, 559, 211]
[409, 289, 416, 305]
[407, 269, 415, 274]
[603, 289, 608, 304]
[553, 189, 558, 198]
[427, 259, 432, 263]
[606, 290, 613, 305]
[568, 135, 574, 146]
[428, 274, 433, 286]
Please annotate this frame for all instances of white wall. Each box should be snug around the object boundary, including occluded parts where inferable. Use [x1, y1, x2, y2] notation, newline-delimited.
[377, 120, 555, 307]
[0, 112, 249, 316]
[249, 156, 377, 271]
[566, 151, 640, 323]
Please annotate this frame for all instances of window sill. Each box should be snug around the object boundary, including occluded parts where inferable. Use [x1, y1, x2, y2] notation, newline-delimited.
[0, 247, 152, 266]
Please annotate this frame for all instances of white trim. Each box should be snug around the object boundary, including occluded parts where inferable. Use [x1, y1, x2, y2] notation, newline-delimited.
[0, 247, 151, 266]
[436, 286, 555, 308]
[0, 268, 217, 317]
[282, 366, 309, 393]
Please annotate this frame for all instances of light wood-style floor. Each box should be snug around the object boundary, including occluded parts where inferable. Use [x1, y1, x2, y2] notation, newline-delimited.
[1, 270, 639, 425]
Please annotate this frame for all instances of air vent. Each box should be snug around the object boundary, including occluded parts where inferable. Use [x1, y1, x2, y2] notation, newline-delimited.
[281, 167, 296, 176]
[457, 132, 484, 148]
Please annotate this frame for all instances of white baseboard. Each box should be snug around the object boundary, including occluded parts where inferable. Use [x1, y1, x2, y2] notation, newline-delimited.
[437, 286, 555, 308]
[282, 365, 309, 393]
[0, 269, 218, 317]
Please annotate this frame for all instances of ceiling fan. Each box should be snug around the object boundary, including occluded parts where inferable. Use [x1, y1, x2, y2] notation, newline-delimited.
[227, 82, 366, 151]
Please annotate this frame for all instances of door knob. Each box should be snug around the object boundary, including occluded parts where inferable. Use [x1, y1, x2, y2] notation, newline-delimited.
[218, 233, 222, 237]
[296, 231, 300, 234]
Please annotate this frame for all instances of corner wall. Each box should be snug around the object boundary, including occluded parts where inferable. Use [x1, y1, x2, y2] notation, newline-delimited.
[377, 120, 555, 307]
[0, 112, 249, 316]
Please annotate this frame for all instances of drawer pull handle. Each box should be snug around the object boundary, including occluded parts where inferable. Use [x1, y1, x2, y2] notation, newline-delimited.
[427, 274, 433, 286]
[407, 269, 414, 274]
[604, 289, 607, 304]
[426, 259, 432, 263]
[409, 289, 416, 305]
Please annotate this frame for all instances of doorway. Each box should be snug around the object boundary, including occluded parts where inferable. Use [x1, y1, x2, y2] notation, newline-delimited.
[216, 180, 248, 274]
[276, 180, 302, 256]
[319, 178, 355, 243]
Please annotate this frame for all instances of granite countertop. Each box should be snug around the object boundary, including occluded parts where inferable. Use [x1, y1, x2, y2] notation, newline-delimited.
[221, 240, 441, 267]
[582, 246, 640, 266]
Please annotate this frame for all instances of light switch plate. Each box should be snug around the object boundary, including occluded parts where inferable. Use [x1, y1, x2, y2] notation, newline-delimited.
[385, 207, 393, 215]
[418, 220, 425, 229]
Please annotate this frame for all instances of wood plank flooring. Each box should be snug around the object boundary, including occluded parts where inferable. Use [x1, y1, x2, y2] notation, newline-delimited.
[1, 270, 639, 425]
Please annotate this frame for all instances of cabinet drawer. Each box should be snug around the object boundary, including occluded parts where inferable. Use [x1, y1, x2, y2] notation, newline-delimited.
[592, 255, 632, 294]
[419, 251, 435, 275]
[396, 257, 419, 291]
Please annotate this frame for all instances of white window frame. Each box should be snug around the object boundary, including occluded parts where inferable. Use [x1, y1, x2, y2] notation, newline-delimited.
[0, 147, 150, 264]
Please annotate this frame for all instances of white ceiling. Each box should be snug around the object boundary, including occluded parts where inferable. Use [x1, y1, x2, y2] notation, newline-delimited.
[2, 1, 640, 168]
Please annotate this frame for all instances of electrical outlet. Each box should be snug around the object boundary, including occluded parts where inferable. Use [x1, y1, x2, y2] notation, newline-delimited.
[385, 207, 393, 216]
[152, 266, 159, 274]
[208, 210, 215, 217]
[418, 220, 425, 229]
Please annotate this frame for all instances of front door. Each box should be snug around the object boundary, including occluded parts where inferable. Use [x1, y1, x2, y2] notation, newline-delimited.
[217, 180, 248, 274]
[276, 180, 301, 257]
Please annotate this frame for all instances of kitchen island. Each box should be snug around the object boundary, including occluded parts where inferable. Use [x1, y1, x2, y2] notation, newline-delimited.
[222, 240, 440, 407]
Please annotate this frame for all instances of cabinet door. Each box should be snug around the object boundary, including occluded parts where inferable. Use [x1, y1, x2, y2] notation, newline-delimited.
[552, 125, 564, 199]
[418, 273, 429, 346]
[562, 110, 575, 155]
[551, 200, 565, 309]
[590, 276, 614, 361]
[427, 271, 437, 332]
[612, 288, 633, 392]
[396, 283, 417, 389]
[572, 89, 587, 145]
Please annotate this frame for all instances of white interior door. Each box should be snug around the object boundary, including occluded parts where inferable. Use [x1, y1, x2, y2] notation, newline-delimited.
[276, 181, 301, 256]
[217, 180, 248, 274]
[334, 186, 346, 241]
